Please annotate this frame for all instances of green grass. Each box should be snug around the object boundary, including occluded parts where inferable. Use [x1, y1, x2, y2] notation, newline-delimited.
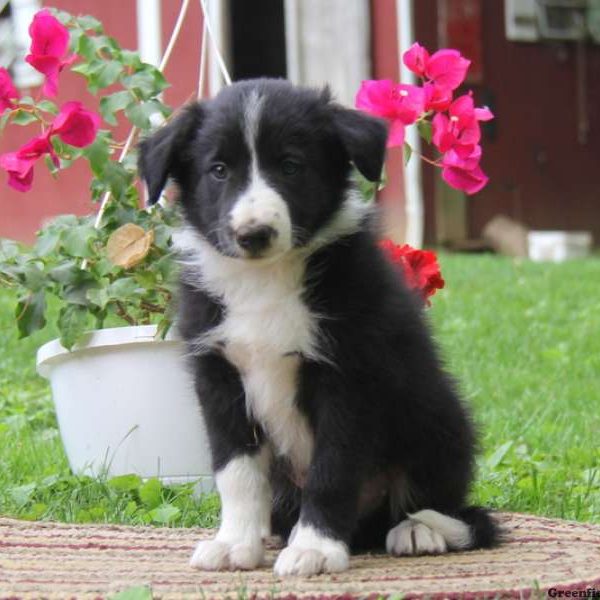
[0, 254, 598, 526]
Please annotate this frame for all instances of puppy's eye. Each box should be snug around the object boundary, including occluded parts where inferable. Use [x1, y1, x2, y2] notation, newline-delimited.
[281, 159, 302, 176]
[210, 163, 229, 180]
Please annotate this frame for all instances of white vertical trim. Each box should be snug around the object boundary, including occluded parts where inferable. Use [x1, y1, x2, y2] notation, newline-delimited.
[7, 0, 43, 87]
[396, 0, 424, 248]
[136, 0, 162, 67]
[284, 0, 301, 83]
[207, 0, 230, 95]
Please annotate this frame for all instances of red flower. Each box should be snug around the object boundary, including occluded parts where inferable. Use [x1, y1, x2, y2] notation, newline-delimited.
[25, 10, 75, 97]
[379, 240, 445, 304]
[356, 80, 425, 147]
[49, 101, 101, 147]
[0, 133, 57, 192]
[0, 68, 20, 113]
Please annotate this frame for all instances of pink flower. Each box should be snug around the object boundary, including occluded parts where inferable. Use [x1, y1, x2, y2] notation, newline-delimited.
[425, 49, 470, 91]
[356, 80, 425, 147]
[0, 68, 20, 113]
[18, 134, 59, 166]
[49, 101, 100, 147]
[25, 10, 75, 97]
[0, 152, 35, 191]
[0, 101, 100, 191]
[423, 83, 452, 112]
[403, 43, 430, 77]
[441, 145, 489, 195]
[0, 133, 57, 192]
[403, 44, 470, 92]
[432, 93, 493, 157]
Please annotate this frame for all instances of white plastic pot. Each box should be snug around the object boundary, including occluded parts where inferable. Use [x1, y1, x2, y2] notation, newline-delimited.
[36, 325, 213, 491]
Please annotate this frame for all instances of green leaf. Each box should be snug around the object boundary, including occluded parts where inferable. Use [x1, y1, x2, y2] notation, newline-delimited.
[84, 132, 112, 175]
[353, 167, 377, 203]
[57, 304, 89, 350]
[16, 291, 46, 338]
[0, 239, 20, 260]
[76, 35, 97, 61]
[48, 261, 81, 285]
[156, 318, 172, 340]
[120, 50, 143, 68]
[21, 263, 46, 292]
[37, 100, 59, 115]
[100, 91, 133, 126]
[86, 287, 110, 309]
[487, 441, 514, 469]
[110, 586, 153, 600]
[71, 62, 96, 77]
[149, 503, 180, 524]
[403, 142, 413, 166]
[35, 230, 61, 256]
[93, 60, 123, 89]
[122, 69, 169, 101]
[61, 224, 98, 258]
[417, 120, 433, 144]
[76, 14, 104, 33]
[21, 503, 48, 521]
[138, 478, 162, 508]
[11, 110, 39, 126]
[9, 483, 36, 507]
[101, 162, 134, 201]
[108, 277, 139, 300]
[108, 474, 142, 492]
[125, 100, 168, 130]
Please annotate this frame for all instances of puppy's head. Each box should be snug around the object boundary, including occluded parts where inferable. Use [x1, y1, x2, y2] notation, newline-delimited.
[139, 79, 387, 260]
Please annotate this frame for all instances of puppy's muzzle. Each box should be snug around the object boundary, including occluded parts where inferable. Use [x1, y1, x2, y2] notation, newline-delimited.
[235, 224, 278, 256]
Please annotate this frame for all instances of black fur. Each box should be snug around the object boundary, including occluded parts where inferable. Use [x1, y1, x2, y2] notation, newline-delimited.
[138, 78, 499, 557]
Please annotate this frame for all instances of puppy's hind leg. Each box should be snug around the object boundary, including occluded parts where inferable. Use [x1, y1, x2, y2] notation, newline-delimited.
[386, 507, 499, 555]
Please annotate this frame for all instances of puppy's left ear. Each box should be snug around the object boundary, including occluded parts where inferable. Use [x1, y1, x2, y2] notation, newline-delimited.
[332, 107, 388, 182]
[138, 103, 204, 204]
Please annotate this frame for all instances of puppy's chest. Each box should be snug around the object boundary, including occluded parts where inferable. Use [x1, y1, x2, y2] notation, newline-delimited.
[203, 261, 318, 472]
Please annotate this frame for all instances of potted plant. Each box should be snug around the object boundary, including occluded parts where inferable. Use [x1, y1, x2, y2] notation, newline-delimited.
[0, 7, 213, 489]
[0, 7, 492, 488]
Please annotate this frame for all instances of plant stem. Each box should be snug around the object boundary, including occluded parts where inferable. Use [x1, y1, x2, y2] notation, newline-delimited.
[114, 301, 136, 326]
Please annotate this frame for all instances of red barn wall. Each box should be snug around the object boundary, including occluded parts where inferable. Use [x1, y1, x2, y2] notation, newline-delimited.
[0, 1, 203, 244]
[415, 0, 600, 244]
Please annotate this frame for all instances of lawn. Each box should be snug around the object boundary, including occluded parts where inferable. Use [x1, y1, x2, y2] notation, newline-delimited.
[0, 254, 598, 526]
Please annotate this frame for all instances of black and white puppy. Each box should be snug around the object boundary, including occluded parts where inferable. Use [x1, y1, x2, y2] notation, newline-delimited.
[138, 78, 498, 577]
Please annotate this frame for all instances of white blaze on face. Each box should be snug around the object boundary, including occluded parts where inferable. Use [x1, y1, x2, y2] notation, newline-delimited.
[229, 90, 293, 258]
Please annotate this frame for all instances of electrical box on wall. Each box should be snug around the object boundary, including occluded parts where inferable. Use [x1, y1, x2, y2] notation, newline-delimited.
[505, 0, 600, 42]
[537, 0, 587, 40]
[505, 0, 540, 41]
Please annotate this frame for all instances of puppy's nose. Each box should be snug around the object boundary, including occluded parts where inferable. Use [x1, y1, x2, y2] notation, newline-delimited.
[236, 224, 278, 254]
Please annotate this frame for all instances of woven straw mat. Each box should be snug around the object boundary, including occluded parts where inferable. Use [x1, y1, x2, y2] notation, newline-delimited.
[1, 512, 599, 599]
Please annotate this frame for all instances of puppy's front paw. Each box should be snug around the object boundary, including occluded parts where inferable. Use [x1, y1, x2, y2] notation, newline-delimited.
[190, 539, 264, 571]
[386, 519, 447, 556]
[274, 545, 348, 577]
[274, 523, 349, 577]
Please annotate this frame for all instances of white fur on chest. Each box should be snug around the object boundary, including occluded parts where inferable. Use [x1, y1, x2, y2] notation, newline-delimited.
[177, 231, 318, 474]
